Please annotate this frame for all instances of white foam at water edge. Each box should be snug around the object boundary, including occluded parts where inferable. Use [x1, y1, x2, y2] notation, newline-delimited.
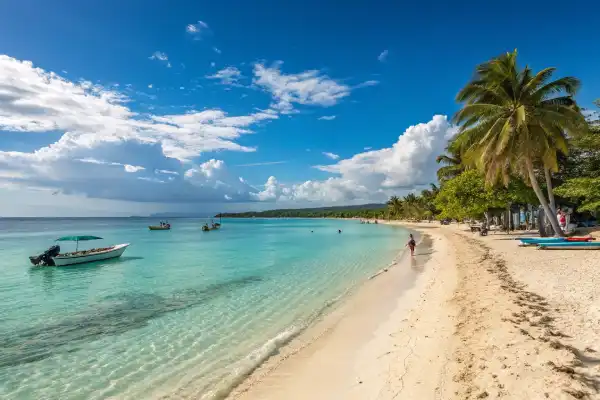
[202, 325, 303, 400]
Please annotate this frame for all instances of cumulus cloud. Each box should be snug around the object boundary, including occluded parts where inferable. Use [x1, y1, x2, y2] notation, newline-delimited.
[322, 152, 340, 160]
[252, 115, 457, 204]
[378, 50, 389, 62]
[186, 20, 211, 39]
[253, 62, 351, 114]
[206, 66, 242, 85]
[0, 54, 284, 202]
[318, 115, 336, 121]
[0, 54, 450, 207]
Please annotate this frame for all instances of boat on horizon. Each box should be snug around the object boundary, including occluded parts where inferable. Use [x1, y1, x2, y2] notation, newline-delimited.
[149, 222, 171, 230]
[29, 235, 129, 267]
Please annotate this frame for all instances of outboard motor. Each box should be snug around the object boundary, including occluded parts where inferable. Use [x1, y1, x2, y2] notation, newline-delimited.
[29, 245, 60, 266]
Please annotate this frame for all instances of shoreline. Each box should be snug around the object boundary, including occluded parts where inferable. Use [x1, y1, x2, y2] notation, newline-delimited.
[228, 224, 456, 399]
[227, 221, 600, 399]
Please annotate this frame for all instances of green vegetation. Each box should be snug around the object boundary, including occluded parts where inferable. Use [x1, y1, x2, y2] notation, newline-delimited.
[217, 204, 387, 219]
[221, 51, 598, 226]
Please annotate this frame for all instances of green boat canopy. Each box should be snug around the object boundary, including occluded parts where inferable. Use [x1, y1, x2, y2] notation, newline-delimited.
[56, 235, 103, 242]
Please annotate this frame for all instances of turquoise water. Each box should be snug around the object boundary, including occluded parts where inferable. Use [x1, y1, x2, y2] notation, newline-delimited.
[0, 218, 407, 399]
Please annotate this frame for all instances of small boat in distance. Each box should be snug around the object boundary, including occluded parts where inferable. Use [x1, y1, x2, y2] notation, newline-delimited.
[149, 221, 171, 230]
[202, 222, 220, 231]
[29, 235, 129, 267]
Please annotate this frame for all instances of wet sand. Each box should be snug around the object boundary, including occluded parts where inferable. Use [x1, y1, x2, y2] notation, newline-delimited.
[230, 229, 459, 399]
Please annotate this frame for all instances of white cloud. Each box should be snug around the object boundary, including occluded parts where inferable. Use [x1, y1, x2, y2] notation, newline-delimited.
[207, 66, 242, 85]
[251, 115, 456, 204]
[253, 62, 351, 114]
[363, 146, 372, 150]
[155, 169, 179, 175]
[235, 161, 287, 167]
[378, 50, 389, 62]
[213, 47, 222, 54]
[0, 54, 285, 202]
[186, 20, 211, 39]
[0, 55, 451, 208]
[124, 164, 145, 173]
[149, 51, 168, 61]
[138, 176, 165, 183]
[322, 152, 340, 160]
[148, 84, 153, 89]
[318, 115, 336, 121]
[354, 80, 379, 89]
[76, 158, 145, 173]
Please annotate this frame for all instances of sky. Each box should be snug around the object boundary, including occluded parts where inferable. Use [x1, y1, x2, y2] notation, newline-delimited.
[0, 0, 599, 216]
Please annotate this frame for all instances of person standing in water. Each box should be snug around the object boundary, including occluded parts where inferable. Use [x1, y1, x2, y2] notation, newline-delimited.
[406, 234, 416, 256]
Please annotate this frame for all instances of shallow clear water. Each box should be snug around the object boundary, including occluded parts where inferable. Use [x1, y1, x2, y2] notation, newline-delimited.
[0, 218, 407, 399]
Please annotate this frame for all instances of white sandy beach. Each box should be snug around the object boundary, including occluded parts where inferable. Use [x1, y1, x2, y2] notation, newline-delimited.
[229, 222, 600, 400]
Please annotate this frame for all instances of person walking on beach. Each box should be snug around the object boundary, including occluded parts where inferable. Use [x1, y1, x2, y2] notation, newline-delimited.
[406, 234, 416, 256]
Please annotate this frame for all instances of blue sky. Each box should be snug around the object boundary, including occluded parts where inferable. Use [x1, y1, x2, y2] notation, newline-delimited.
[0, 0, 598, 216]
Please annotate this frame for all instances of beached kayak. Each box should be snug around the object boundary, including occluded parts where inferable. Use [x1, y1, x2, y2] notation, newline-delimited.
[538, 242, 600, 250]
[519, 237, 593, 246]
[519, 237, 565, 246]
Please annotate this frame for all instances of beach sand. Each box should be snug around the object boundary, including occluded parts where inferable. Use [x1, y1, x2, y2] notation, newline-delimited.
[229, 223, 600, 400]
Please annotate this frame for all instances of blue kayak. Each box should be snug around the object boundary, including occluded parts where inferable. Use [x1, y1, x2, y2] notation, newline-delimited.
[538, 242, 600, 250]
[520, 237, 565, 243]
[519, 237, 565, 246]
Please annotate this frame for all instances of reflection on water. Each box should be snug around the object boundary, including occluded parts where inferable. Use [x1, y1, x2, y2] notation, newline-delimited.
[0, 275, 262, 369]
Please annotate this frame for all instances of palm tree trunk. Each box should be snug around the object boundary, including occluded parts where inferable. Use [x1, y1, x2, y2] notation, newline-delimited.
[544, 167, 557, 212]
[526, 158, 564, 237]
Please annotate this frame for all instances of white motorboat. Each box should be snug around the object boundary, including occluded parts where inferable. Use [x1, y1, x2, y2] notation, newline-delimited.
[52, 243, 130, 266]
[29, 235, 130, 267]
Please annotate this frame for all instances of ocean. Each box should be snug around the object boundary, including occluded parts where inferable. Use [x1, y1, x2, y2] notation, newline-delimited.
[0, 218, 408, 399]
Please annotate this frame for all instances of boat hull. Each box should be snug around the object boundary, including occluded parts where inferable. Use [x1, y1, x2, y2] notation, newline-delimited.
[52, 243, 129, 266]
[149, 226, 170, 230]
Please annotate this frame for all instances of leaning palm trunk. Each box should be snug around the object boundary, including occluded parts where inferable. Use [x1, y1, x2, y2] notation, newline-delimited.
[544, 166, 557, 236]
[526, 159, 564, 236]
[544, 167, 557, 211]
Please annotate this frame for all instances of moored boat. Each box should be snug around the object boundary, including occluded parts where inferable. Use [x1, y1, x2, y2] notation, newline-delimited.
[29, 236, 130, 267]
[149, 221, 171, 230]
[149, 225, 170, 230]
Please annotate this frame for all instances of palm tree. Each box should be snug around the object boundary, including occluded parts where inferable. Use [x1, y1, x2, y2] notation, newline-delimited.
[452, 50, 587, 236]
[402, 193, 422, 219]
[436, 148, 464, 181]
[386, 196, 403, 219]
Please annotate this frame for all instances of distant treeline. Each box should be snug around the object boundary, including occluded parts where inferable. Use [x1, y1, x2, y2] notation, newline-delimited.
[216, 204, 386, 219]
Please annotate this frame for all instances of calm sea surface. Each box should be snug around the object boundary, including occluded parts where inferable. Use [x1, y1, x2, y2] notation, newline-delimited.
[0, 218, 407, 399]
